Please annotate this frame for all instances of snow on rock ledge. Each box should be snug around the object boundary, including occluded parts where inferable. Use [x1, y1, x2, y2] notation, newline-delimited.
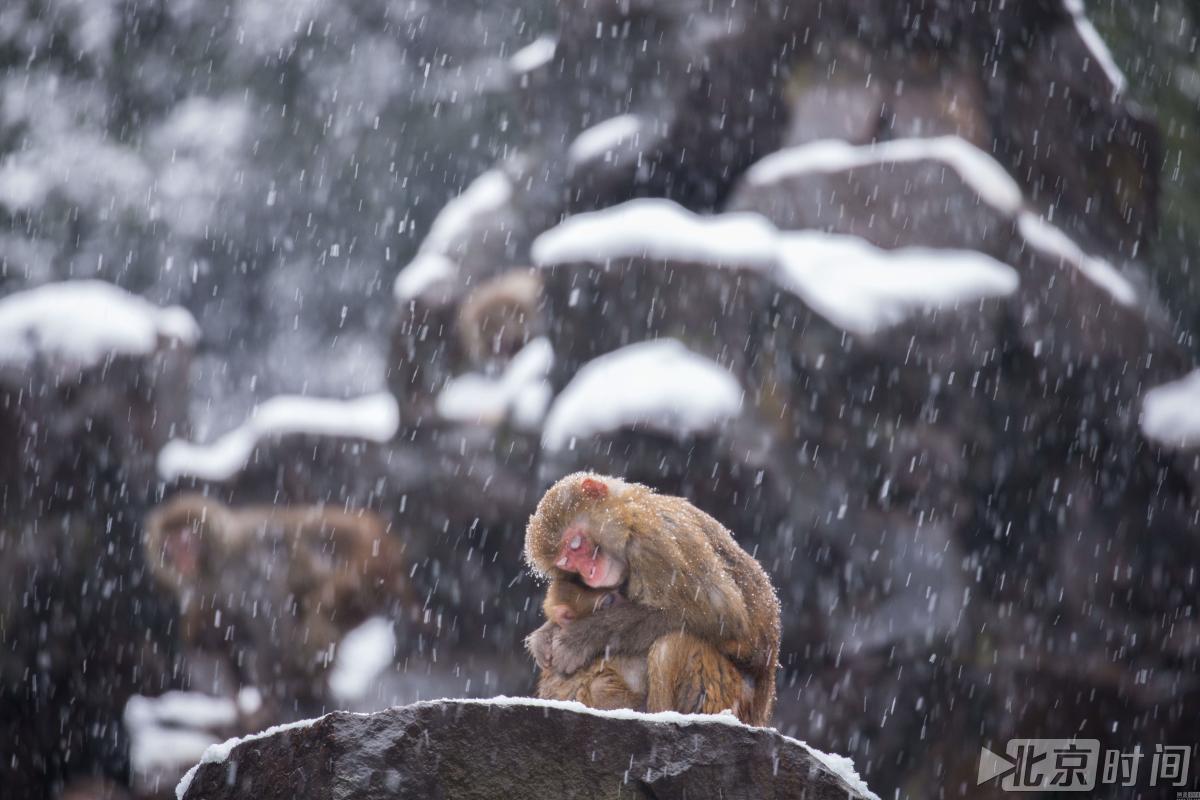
[159, 392, 399, 482]
[177, 698, 880, 800]
[0, 280, 198, 370]
[541, 340, 743, 450]
[534, 198, 1020, 338]
[1141, 369, 1200, 450]
[532, 198, 779, 270]
[777, 234, 1019, 337]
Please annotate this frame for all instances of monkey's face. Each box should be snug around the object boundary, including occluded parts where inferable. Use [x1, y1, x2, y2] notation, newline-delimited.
[528, 473, 638, 588]
[554, 518, 627, 589]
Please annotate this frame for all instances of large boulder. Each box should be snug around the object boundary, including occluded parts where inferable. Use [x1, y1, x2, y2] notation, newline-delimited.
[178, 699, 879, 800]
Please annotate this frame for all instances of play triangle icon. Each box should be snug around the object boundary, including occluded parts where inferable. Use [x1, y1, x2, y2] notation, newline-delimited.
[977, 746, 1015, 784]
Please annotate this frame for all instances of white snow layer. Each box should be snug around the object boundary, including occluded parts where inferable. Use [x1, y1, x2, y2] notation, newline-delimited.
[436, 337, 554, 428]
[392, 169, 513, 299]
[532, 198, 779, 269]
[125, 689, 260, 775]
[743, 136, 1025, 215]
[393, 252, 457, 300]
[509, 35, 557, 72]
[533, 199, 1020, 337]
[776, 234, 1019, 336]
[1017, 213, 1137, 306]
[541, 340, 743, 449]
[568, 114, 646, 163]
[329, 616, 397, 702]
[0, 280, 198, 369]
[1064, 0, 1128, 94]
[1141, 369, 1200, 449]
[158, 392, 399, 481]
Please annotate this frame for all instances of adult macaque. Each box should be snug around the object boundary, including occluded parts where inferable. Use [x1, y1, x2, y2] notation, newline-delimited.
[525, 473, 780, 724]
[144, 494, 407, 712]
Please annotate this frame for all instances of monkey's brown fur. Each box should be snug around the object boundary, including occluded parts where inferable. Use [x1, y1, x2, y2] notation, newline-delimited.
[145, 494, 407, 708]
[525, 473, 780, 725]
[456, 269, 543, 369]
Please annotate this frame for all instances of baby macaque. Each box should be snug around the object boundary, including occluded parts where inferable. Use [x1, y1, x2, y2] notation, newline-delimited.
[525, 473, 780, 725]
[533, 579, 647, 710]
[144, 494, 408, 713]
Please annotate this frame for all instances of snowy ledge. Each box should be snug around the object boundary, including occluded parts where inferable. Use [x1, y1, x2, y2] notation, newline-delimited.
[541, 340, 744, 450]
[392, 169, 513, 300]
[532, 198, 1020, 338]
[177, 697, 879, 800]
[532, 198, 779, 270]
[0, 280, 198, 370]
[158, 392, 399, 482]
[1063, 0, 1127, 96]
[739, 137, 1137, 307]
[743, 136, 1025, 215]
[1141, 369, 1200, 450]
[568, 114, 648, 164]
[436, 337, 554, 428]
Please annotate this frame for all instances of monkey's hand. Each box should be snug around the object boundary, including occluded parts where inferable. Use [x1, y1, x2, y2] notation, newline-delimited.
[525, 621, 559, 671]
[549, 604, 678, 675]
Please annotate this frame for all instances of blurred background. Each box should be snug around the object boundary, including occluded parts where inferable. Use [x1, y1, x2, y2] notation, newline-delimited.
[1, 0, 1199, 798]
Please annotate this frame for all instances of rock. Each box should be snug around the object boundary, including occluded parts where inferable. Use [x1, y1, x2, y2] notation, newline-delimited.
[0, 281, 196, 515]
[178, 699, 879, 800]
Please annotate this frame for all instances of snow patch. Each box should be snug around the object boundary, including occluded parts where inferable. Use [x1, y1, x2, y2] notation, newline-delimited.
[568, 114, 646, 164]
[158, 392, 399, 481]
[776, 234, 1019, 336]
[1017, 213, 1137, 306]
[1141, 369, 1200, 449]
[393, 253, 457, 300]
[420, 169, 512, 256]
[437, 337, 554, 428]
[1064, 0, 1127, 95]
[392, 169, 513, 299]
[0, 280, 198, 370]
[541, 340, 742, 450]
[510, 35, 557, 73]
[744, 136, 1024, 215]
[329, 616, 396, 702]
[532, 199, 778, 269]
[124, 690, 258, 776]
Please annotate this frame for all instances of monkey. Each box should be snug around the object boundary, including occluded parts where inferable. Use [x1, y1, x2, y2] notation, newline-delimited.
[455, 269, 543, 370]
[532, 579, 647, 710]
[144, 494, 408, 714]
[524, 472, 780, 725]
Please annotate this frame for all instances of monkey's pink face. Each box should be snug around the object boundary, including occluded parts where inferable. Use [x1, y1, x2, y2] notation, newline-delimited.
[555, 524, 625, 588]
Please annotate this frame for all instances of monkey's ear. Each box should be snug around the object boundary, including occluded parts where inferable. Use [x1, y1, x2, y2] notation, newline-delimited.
[580, 477, 608, 499]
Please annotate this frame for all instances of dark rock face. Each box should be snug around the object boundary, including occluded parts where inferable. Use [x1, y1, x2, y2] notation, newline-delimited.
[178, 700, 877, 800]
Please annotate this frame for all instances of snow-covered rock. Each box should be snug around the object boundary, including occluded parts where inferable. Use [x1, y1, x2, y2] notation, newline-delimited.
[177, 698, 879, 800]
[159, 392, 399, 481]
[542, 340, 743, 450]
[0, 280, 197, 371]
[437, 337, 553, 429]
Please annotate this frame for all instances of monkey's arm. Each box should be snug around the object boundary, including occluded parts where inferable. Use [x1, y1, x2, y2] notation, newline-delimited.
[544, 604, 679, 676]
